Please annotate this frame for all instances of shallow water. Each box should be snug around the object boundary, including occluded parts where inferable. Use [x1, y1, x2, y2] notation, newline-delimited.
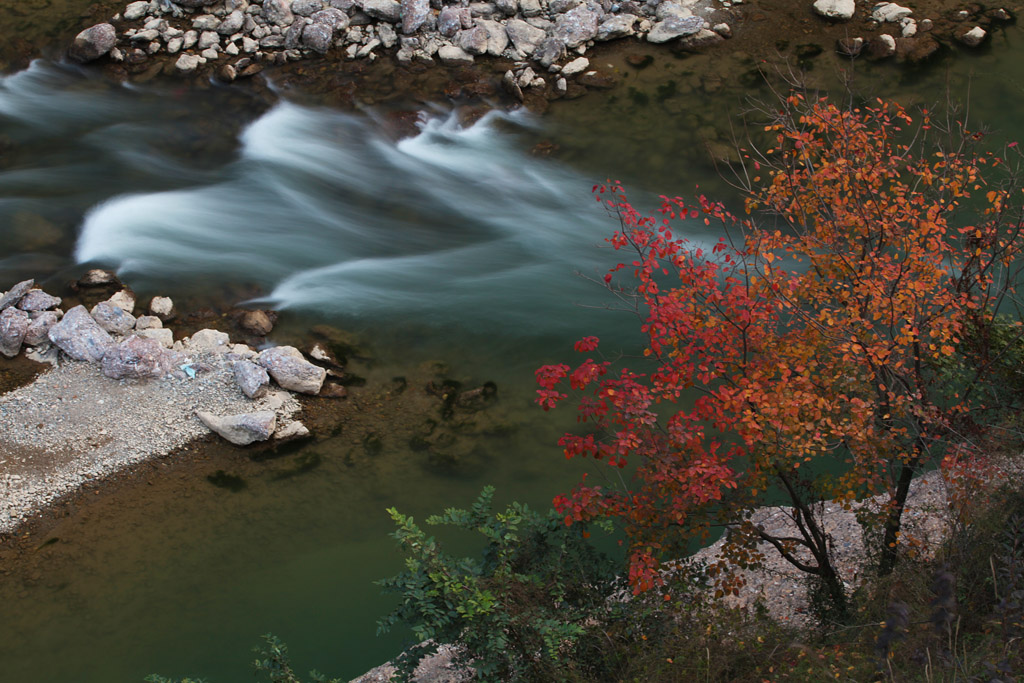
[2, 23, 1024, 682]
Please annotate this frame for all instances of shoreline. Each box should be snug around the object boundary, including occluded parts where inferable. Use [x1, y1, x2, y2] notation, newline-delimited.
[0, 274, 333, 541]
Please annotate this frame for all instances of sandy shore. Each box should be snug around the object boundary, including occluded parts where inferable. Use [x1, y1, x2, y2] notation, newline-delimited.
[0, 353, 300, 537]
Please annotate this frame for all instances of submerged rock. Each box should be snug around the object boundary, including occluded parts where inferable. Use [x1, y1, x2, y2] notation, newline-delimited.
[48, 305, 114, 363]
[197, 410, 277, 445]
[149, 296, 175, 321]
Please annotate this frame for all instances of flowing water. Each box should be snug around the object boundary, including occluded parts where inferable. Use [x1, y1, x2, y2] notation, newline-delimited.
[1, 23, 1024, 681]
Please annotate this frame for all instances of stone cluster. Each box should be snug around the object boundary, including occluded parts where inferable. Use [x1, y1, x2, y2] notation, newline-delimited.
[0, 273, 340, 446]
[68, 0, 737, 81]
[814, 0, 1013, 64]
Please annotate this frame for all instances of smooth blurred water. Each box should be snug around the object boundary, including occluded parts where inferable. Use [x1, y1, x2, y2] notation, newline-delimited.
[2, 28, 1024, 681]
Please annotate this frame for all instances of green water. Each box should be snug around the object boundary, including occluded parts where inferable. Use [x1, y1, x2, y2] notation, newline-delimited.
[1, 12, 1023, 683]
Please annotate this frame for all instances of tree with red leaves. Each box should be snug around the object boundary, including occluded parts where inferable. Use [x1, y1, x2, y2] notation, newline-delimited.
[537, 94, 1024, 610]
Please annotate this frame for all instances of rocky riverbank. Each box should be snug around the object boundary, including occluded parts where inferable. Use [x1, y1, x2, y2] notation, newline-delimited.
[0, 272, 352, 536]
[62, 0, 1020, 100]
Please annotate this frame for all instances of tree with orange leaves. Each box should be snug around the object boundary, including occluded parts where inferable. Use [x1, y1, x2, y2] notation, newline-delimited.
[537, 94, 1024, 611]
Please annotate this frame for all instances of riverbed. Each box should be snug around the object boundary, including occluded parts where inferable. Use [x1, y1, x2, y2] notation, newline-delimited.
[1, 4, 1024, 681]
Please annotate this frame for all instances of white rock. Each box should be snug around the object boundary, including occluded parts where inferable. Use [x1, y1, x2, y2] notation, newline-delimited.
[188, 328, 230, 352]
[137, 328, 174, 348]
[167, 37, 184, 53]
[958, 25, 986, 46]
[560, 56, 589, 75]
[125, 1, 150, 20]
[437, 44, 474, 65]
[197, 410, 276, 446]
[900, 17, 917, 36]
[871, 2, 913, 22]
[813, 0, 854, 18]
[274, 420, 310, 439]
[176, 53, 201, 72]
[149, 295, 174, 320]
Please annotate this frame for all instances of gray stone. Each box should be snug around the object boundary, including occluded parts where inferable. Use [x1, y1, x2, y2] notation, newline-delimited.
[561, 55, 589, 75]
[217, 9, 246, 33]
[311, 7, 349, 29]
[124, 1, 150, 20]
[263, 0, 295, 25]
[551, 0, 581, 12]
[596, 13, 636, 39]
[361, 0, 402, 22]
[813, 0, 854, 19]
[378, 21, 398, 46]
[519, 0, 542, 15]
[677, 27, 725, 51]
[274, 420, 310, 439]
[47, 305, 114, 363]
[401, 0, 430, 33]
[131, 28, 161, 42]
[107, 290, 136, 314]
[197, 410, 277, 445]
[0, 308, 29, 358]
[101, 335, 176, 380]
[175, 53, 202, 73]
[69, 24, 117, 63]
[458, 26, 490, 54]
[646, 15, 702, 42]
[91, 301, 137, 335]
[495, 0, 517, 15]
[233, 360, 271, 398]
[534, 37, 565, 66]
[137, 328, 174, 348]
[301, 21, 333, 50]
[437, 44, 474, 65]
[198, 30, 221, 48]
[476, 18, 508, 54]
[437, 6, 465, 36]
[871, 2, 912, 21]
[655, 1, 690, 19]
[502, 68, 524, 100]
[292, 0, 323, 14]
[286, 19, 308, 48]
[505, 18, 546, 53]
[0, 280, 34, 312]
[188, 328, 231, 353]
[193, 14, 222, 30]
[257, 345, 327, 394]
[24, 311, 58, 347]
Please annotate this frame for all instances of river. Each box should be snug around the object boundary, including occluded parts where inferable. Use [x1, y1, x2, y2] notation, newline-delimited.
[1, 16, 1023, 682]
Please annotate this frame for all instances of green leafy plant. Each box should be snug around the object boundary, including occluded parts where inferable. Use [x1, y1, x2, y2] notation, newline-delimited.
[377, 486, 619, 681]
